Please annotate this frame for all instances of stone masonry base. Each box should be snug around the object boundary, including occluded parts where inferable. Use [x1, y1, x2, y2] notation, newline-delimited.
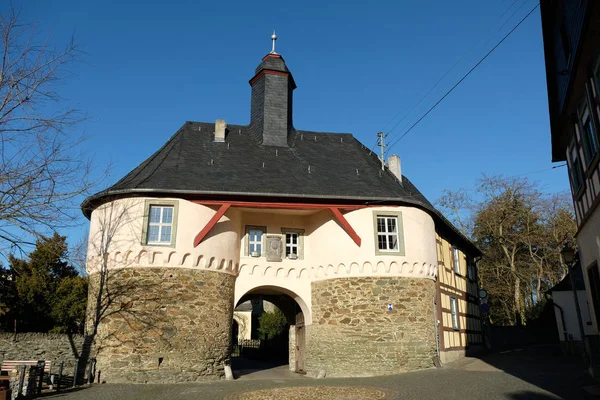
[86, 267, 235, 383]
[306, 276, 437, 377]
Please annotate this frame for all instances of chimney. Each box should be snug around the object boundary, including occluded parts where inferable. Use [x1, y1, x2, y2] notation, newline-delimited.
[214, 119, 226, 142]
[388, 154, 402, 183]
[248, 51, 296, 147]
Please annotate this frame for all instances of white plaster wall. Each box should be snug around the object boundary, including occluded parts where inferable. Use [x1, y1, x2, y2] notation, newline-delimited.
[553, 290, 594, 341]
[307, 206, 438, 280]
[235, 206, 438, 326]
[86, 198, 241, 276]
[86, 199, 439, 328]
[577, 205, 600, 333]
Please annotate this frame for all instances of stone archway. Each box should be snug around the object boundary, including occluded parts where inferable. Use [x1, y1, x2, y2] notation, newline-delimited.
[233, 286, 308, 375]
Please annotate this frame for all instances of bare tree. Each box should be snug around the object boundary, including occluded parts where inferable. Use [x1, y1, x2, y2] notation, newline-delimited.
[0, 10, 101, 253]
[437, 176, 577, 326]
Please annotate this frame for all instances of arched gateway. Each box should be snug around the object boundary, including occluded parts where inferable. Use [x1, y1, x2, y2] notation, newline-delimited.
[82, 35, 482, 383]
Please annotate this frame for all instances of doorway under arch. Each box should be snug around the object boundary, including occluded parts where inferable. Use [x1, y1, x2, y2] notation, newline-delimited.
[232, 286, 307, 377]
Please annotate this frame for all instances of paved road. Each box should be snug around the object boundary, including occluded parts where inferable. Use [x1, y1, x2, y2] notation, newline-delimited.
[43, 347, 594, 400]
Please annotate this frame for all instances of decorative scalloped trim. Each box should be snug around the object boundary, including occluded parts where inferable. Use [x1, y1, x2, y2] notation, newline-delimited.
[88, 250, 437, 281]
[87, 249, 240, 276]
[238, 259, 437, 281]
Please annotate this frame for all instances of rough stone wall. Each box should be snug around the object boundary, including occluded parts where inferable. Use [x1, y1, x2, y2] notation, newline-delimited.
[306, 277, 436, 377]
[0, 333, 86, 372]
[86, 267, 235, 383]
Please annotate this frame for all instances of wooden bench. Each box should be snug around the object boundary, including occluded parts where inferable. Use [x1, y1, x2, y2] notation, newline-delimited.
[0, 361, 51, 380]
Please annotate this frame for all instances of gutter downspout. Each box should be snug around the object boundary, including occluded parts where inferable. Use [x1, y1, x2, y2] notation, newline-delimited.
[433, 295, 441, 368]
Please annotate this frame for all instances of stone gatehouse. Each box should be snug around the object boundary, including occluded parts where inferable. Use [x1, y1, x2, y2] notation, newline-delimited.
[82, 35, 483, 383]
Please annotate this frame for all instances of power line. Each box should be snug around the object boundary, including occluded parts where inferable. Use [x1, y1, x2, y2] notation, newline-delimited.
[370, 0, 528, 152]
[380, 0, 530, 138]
[386, 2, 540, 155]
[510, 163, 566, 178]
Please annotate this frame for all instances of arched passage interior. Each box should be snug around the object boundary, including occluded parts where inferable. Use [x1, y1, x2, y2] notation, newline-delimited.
[232, 285, 307, 375]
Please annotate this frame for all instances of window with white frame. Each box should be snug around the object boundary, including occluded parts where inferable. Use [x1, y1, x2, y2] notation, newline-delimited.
[578, 98, 599, 165]
[450, 296, 459, 330]
[285, 233, 298, 257]
[145, 204, 175, 245]
[282, 228, 304, 259]
[453, 247, 461, 274]
[373, 211, 405, 256]
[248, 229, 263, 256]
[568, 139, 585, 194]
[377, 216, 399, 252]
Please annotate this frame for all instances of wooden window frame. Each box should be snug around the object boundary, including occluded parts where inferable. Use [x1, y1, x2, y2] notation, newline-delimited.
[577, 96, 600, 169]
[453, 247, 461, 275]
[141, 200, 178, 247]
[281, 228, 304, 260]
[373, 211, 406, 256]
[567, 138, 585, 198]
[450, 296, 460, 330]
[244, 225, 266, 257]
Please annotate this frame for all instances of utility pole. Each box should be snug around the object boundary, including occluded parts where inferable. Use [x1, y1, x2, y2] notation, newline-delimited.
[376, 132, 387, 170]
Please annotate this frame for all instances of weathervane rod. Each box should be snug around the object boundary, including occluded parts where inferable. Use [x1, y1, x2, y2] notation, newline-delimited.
[270, 30, 277, 54]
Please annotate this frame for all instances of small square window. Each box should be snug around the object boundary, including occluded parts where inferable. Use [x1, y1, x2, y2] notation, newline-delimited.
[377, 216, 398, 252]
[453, 247, 461, 275]
[281, 228, 304, 260]
[373, 211, 405, 256]
[285, 233, 298, 257]
[249, 230, 263, 255]
[244, 226, 266, 257]
[143, 202, 178, 246]
[450, 297, 459, 330]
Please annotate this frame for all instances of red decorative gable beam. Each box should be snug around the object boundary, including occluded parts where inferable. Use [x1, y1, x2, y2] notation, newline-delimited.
[193, 203, 231, 247]
[191, 201, 364, 248]
[328, 207, 361, 247]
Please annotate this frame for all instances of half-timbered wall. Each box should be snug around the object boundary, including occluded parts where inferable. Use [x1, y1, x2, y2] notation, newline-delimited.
[436, 233, 482, 361]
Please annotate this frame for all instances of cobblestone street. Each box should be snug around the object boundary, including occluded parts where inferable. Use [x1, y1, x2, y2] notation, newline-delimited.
[43, 347, 593, 400]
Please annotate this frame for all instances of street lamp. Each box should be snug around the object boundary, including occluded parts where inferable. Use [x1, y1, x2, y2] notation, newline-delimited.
[561, 245, 575, 266]
[561, 244, 587, 360]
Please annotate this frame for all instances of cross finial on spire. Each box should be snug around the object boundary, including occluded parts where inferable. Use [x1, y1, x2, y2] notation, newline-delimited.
[270, 30, 278, 54]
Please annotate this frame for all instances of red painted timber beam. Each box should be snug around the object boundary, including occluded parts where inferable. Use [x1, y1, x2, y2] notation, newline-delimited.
[191, 200, 368, 211]
[328, 207, 361, 247]
[193, 203, 231, 247]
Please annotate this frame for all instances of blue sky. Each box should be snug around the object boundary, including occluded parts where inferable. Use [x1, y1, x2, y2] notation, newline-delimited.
[4, 0, 569, 248]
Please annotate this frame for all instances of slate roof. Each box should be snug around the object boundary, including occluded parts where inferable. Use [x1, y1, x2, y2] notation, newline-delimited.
[82, 121, 480, 256]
